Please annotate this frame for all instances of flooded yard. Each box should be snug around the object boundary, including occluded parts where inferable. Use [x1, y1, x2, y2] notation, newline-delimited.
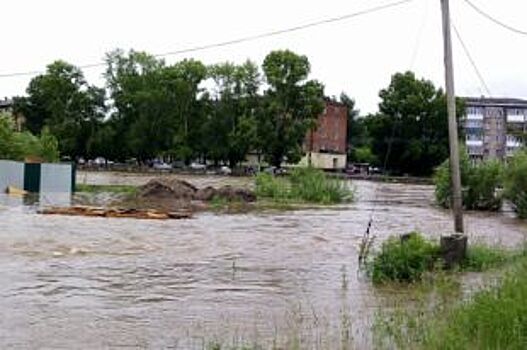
[0, 172, 525, 349]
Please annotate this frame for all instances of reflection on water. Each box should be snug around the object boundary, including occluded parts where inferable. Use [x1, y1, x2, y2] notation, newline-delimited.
[0, 173, 526, 349]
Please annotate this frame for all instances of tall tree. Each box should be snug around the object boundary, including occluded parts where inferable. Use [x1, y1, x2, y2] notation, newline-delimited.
[365, 71, 465, 176]
[205, 60, 260, 167]
[104, 50, 207, 162]
[13, 60, 105, 159]
[258, 50, 325, 167]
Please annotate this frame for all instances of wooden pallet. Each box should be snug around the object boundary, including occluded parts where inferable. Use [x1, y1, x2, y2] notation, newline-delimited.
[38, 206, 192, 220]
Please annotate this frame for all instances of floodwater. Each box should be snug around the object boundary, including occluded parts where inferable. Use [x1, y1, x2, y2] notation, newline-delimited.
[0, 172, 525, 349]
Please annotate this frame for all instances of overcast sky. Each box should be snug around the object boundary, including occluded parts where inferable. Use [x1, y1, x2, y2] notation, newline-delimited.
[0, 0, 526, 113]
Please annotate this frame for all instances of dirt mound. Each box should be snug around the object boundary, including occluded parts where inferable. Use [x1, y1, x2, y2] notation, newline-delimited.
[194, 186, 218, 201]
[138, 178, 256, 204]
[139, 179, 197, 199]
[217, 185, 256, 202]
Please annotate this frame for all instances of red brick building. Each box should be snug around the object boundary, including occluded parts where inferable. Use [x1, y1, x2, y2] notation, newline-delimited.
[302, 99, 348, 170]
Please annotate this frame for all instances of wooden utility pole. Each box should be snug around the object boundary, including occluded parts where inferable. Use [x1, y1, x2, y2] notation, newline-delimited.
[440, 0, 464, 233]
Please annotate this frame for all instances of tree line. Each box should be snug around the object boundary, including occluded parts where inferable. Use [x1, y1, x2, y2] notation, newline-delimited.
[13, 49, 326, 169]
[11, 48, 464, 176]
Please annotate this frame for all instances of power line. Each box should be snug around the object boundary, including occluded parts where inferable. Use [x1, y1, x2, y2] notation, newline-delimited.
[0, 0, 415, 79]
[463, 0, 527, 36]
[452, 23, 492, 96]
[409, 0, 429, 70]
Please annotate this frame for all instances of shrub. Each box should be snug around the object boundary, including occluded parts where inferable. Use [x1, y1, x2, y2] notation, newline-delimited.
[461, 244, 514, 271]
[255, 167, 352, 204]
[434, 152, 502, 211]
[504, 150, 527, 218]
[370, 233, 521, 284]
[254, 172, 290, 200]
[370, 232, 440, 283]
[0, 112, 59, 162]
[289, 167, 352, 204]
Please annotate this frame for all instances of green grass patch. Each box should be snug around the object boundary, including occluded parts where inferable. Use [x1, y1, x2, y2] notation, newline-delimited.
[75, 184, 138, 195]
[369, 232, 524, 284]
[255, 167, 353, 204]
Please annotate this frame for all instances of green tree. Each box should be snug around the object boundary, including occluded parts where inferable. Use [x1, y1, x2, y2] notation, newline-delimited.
[14, 60, 105, 159]
[205, 60, 260, 167]
[258, 50, 325, 167]
[365, 71, 465, 176]
[105, 50, 207, 162]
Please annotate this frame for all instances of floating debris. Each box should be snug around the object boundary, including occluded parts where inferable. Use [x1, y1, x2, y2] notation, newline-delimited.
[38, 206, 192, 220]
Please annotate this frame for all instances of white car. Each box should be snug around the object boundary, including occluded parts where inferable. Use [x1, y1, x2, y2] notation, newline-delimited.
[190, 162, 207, 170]
[153, 162, 171, 170]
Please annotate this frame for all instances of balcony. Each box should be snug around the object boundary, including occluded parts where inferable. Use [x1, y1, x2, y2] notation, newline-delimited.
[466, 113, 484, 121]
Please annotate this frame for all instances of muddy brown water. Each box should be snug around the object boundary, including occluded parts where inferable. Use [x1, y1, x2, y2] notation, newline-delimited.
[0, 172, 525, 349]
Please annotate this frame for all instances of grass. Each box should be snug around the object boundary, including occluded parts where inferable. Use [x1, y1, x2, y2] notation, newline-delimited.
[375, 255, 527, 349]
[75, 183, 138, 195]
[255, 167, 353, 205]
[369, 232, 524, 284]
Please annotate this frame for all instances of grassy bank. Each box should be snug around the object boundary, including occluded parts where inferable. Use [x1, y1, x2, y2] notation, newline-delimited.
[76, 184, 138, 195]
[375, 255, 527, 349]
[369, 232, 525, 284]
[255, 167, 353, 205]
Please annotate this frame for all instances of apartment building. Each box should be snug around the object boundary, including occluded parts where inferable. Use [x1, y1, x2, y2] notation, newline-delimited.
[464, 97, 527, 161]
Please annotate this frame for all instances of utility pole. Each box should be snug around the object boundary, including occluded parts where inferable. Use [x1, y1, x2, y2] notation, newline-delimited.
[441, 0, 464, 233]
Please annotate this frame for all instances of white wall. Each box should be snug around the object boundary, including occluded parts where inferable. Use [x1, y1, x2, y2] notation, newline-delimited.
[0, 160, 24, 192]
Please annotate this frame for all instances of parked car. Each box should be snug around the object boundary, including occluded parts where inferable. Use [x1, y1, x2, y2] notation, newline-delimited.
[190, 162, 207, 170]
[153, 162, 171, 170]
[219, 166, 232, 175]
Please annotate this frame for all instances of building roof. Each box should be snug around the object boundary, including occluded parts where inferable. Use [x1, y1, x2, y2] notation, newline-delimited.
[464, 96, 527, 108]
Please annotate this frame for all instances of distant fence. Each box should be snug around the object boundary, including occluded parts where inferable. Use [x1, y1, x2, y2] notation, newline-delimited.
[0, 160, 75, 194]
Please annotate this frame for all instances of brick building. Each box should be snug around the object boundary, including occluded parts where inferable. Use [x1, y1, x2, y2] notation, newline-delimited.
[301, 99, 348, 170]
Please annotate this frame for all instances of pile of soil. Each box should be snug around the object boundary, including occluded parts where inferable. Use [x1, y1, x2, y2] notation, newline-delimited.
[140, 178, 197, 200]
[137, 178, 256, 206]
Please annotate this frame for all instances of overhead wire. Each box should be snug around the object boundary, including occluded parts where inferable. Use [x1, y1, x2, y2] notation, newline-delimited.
[463, 0, 527, 36]
[452, 22, 492, 96]
[0, 0, 416, 79]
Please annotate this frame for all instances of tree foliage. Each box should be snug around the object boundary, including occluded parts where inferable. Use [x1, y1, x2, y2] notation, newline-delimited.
[0, 111, 59, 162]
[434, 151, 502, 211]
[14, 60, 105, 159]
[364, 71, 465, 176]
[258, 50, 325, 167]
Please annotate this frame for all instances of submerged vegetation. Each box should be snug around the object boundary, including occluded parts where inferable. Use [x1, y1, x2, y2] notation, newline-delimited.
[369, 232, 523, 284]
[434, 152, 502, 211]
[255, 167, 353, 204]
[376, 255, 527, 349]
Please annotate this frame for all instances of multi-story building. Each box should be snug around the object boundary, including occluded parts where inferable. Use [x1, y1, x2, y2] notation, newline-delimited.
[301, 99, 348, 170]
[464, 97, 527, 161]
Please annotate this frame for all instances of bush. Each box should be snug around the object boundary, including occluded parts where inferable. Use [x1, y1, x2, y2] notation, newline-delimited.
[461, 244, 515, 272]
[434, 152, 502, 211]
[289, 167, 352, 204]
[255, 167, 352, 204]
[0, 112, 59, 162]
[254, 172, 291, 200]
[370, 233, 521, 284]
[504, 150, 527, 218]
[370, 232, 440, 283]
